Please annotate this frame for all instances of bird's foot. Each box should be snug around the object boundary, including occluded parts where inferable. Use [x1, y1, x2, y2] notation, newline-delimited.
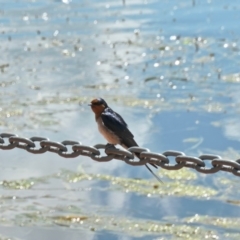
[105, 143, 117, 155]
[105, 143, 116, 149]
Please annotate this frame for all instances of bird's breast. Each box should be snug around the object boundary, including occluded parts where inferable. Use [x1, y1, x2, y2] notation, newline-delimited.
[96, 117, 120, 145]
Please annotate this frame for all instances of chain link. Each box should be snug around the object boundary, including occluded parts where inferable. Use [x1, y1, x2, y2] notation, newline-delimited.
[0, 133, 18, 150]
[0, 133, 240, 177]
[196, 154, 222, 174]
[26, 137, 50, 154]
[159, 151, 186, 170]
[58, 140, 82, 158]
[9, 136, 35, 150]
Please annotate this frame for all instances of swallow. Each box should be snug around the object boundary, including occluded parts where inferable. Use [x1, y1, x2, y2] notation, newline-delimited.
[89, 98, 162, 183]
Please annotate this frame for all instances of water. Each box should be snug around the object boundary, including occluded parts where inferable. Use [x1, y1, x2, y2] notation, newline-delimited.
[0, 0, 240, 239]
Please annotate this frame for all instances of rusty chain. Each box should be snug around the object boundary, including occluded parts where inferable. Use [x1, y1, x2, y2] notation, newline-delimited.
[0, 133, 240, 177]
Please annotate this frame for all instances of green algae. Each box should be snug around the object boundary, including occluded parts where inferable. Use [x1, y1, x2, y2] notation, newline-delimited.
[3, 206, 228, 239]
[0, 177, 48, 190]
[52, 214, 218, 239]
[0, 179, 35, 190]
[58, 169, 217, 199]
[0, 169, 238, 239]
[184, 214, 240, 231]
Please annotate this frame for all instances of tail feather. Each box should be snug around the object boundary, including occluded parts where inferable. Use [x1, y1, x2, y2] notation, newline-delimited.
[135, 152, 158, 169]
[121, 139, 162, 183]
[135, 152, 162, 183]
[145, 164, 163, 183]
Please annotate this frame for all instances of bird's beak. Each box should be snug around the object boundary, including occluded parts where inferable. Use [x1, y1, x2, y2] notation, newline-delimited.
[88, 103, 92, 106]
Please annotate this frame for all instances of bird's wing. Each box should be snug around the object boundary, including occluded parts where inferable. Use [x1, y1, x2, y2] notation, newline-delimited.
[102, 108, 159, 170]
[101, 108, 138, 148]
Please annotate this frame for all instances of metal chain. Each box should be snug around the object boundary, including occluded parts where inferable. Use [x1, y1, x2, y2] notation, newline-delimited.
[0, 133, 240, 177]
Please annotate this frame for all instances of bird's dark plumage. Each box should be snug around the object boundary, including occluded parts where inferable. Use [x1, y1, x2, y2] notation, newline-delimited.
[101, 107, 158, 169]
[101, 108, 137, 148]
[90, 98, 161, 182]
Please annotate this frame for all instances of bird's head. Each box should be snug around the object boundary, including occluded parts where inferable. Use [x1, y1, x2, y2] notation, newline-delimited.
[89, 98, 108, 116]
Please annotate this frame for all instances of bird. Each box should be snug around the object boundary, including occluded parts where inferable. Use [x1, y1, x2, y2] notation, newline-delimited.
[89, 97, 162, 183]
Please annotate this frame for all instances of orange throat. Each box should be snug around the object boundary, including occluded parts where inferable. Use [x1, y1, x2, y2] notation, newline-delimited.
[91, 105, 105, 119]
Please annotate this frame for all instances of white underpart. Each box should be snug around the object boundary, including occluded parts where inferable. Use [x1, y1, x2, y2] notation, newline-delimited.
[96, 117, 121, 145]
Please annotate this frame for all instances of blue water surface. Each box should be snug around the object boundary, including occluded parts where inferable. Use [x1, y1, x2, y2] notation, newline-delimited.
[0, 0, 240, 239]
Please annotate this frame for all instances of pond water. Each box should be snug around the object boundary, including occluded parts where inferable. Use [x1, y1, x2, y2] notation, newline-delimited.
[0, 0, 240, 239]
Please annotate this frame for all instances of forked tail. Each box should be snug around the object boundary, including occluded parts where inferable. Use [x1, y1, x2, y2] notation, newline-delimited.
[145, 164, 163, 183]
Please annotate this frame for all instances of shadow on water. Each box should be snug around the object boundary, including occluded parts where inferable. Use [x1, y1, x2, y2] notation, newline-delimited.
[0, 0, 240, 239]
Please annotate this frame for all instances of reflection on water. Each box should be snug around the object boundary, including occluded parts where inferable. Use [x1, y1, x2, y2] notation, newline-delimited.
[0, 0, 240, 239]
